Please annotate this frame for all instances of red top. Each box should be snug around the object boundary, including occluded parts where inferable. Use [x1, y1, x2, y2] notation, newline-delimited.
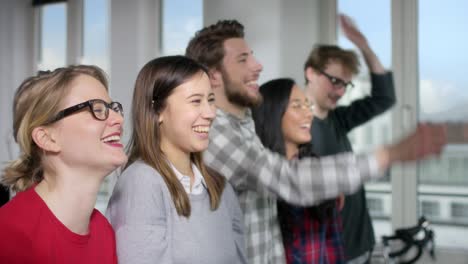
[0, 186, 117, 264]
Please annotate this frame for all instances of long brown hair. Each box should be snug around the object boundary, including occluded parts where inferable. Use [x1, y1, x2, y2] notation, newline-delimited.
[2, 66, 108, 192]
[127, 55, 226, 217]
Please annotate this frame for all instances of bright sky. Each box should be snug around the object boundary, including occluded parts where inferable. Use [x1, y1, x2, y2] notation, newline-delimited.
[338, 0, 468, 117]
[162, 0, 203, 55]
[41, 0, 468, 117]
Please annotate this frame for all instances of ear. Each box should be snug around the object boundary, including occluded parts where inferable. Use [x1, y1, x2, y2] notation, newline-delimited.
[157, 109, 165, 125]
[305, 67, 318, 83]
[158, 114, 163, 124]
[208, 68, 223, 89]
[31, 126, 60, 152]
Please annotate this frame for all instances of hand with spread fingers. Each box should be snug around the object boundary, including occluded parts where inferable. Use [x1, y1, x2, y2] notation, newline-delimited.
[339, 13, 385, 73]
[340, 14, 369, 50]
[376, 123, 447, 170]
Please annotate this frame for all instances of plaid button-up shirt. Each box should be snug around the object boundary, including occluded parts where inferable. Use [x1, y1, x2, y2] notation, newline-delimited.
[204, 109, 380, 264]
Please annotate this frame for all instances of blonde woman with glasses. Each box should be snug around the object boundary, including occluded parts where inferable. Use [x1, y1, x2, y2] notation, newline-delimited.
[0, 65, 127, 264]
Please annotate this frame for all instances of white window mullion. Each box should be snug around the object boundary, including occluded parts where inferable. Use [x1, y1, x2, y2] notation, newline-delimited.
[67, 0, 84, 65]
[391, 0, 419, 230]
[33, 6, 41, 73]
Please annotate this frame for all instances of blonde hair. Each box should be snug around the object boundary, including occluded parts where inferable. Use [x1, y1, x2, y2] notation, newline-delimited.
[127, 55, 226, 217]
[2, 65, 108, 192]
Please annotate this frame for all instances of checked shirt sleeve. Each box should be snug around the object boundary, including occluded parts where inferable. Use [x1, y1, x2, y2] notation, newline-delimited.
[204, 112, 383, 206]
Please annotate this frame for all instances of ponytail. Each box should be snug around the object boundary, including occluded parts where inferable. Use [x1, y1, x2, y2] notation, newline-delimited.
[2, 152, 43, 192]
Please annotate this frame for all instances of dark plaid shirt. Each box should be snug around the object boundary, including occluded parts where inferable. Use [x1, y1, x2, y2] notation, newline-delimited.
[279, 200, 345, 264]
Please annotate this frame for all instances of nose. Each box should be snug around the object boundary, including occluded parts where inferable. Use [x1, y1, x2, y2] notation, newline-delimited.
[202, 101, 216, 120]
[251, 55, 263, 74]
[335, 86, 346, 97]
[304, 106, 313, 122]
[107, 107, 124, 127]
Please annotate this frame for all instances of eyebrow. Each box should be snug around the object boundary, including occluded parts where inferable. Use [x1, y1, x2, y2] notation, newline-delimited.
[236, 52, 250, 59]
[289, 98, 304, 102]
[186, 93, 203, 99]
[186, 93, 214, 99]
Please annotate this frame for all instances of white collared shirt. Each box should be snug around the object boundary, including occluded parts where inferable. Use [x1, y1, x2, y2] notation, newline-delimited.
[170, 162, 206, 195]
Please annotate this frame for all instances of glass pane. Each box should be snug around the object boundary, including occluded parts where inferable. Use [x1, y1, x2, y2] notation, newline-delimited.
[418, 0, 468, 249]
[161, 0, 202, 55]
[38, 3, 67, 70]
[83, 0, 110, 213]
[337, 0, 392, 240]
[83, 0, 109, 72]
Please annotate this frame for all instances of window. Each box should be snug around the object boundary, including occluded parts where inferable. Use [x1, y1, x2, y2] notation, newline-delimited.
[381, 124, 389, 144]
[418, 0, 468, 248]
[161, 0, 202, 55]
[338, 0, 392, 238]
[82, 0, 109, 72]
[82, 0, 111, 213]
[35, 1, 112, 213]
[452, 203, 468, 220]
[365, 126, 374, 146]
[368, 197, 384, 216]
[421, 200, 440, 219]
[38, 2, 67, 70]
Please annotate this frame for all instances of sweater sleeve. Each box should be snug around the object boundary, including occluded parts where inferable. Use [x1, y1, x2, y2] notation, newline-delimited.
[334, 72, 396, 132]
[106, 162, 171, 264]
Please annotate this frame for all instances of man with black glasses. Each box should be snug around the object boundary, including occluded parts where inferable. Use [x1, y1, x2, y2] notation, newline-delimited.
[304, 15, 395, 264]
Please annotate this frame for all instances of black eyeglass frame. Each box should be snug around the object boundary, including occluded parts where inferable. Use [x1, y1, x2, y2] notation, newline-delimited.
[319, 70, 354, 91]
[48, 99, 123, 124]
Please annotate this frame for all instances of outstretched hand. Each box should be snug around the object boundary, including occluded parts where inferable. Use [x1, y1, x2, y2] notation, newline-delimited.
[339, 14, 369, 50]
[389, 123, 447, 163]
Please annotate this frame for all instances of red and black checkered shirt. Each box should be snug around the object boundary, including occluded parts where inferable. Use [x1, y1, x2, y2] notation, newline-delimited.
[278, 200, 346, 264]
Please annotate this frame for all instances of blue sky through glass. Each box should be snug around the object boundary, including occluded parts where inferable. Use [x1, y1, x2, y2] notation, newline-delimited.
[40, 3, 66, 69]
[338, 0, 391, 70]
[338, 0, 468, 118]
[162, 0, 203, 55]
[83, 0, 108, 70]
[41, 1, 468, 117]
[419, 0, 468, 118]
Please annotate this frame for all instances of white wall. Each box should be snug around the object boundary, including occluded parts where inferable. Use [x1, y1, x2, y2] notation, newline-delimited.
[109, 0, 161, 144]
[0, 0, 35, 171]
[204, 0, 330, 86]
[204, 0, 282, 84]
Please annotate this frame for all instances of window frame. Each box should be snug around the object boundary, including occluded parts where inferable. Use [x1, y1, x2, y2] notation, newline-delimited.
[328, 0, 468, 258]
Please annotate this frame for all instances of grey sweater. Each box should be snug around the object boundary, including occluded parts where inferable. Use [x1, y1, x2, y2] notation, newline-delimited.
[106, 161, 247, 264]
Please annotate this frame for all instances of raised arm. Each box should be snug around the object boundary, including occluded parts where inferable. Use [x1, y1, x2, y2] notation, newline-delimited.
[335, 14, 396, 131]
[334, 72, 395, 131]
[340, 14, 385, 74]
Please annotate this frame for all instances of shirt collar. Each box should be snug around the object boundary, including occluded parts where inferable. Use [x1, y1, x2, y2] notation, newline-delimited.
[169, 162, 206, 195]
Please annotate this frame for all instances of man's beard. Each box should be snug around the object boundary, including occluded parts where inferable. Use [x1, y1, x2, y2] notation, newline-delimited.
[222, 72, 263, 108]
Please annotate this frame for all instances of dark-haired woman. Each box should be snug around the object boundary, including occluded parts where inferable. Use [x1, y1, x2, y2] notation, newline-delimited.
[252, 78, 345, 264]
